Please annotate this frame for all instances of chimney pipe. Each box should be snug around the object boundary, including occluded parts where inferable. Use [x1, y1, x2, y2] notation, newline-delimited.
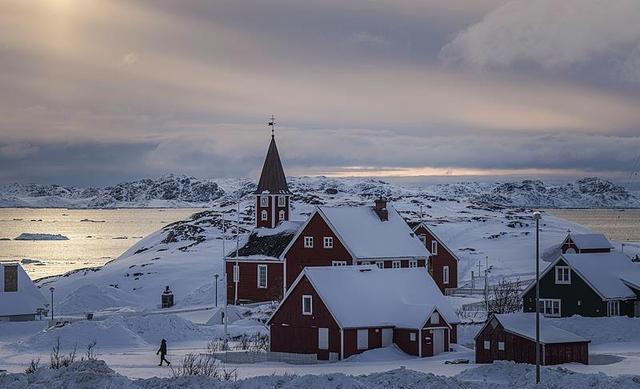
[374, 198, 388, 221]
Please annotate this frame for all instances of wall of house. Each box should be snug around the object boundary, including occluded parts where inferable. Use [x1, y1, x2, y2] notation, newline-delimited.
[544, 342, 589, 365]
[225, 261, 284, 304]
[284, 213, 354, 288]
[475, 322, 538, 364]
[561, 239, 610, 254]
[522, 258, 635, 317]
[269, 276, 341, 360]
[393, 328, 419, 356]
[415, 225, 458, 292]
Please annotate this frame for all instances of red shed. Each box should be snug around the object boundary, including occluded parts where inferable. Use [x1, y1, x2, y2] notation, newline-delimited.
[475, 313, 589, 365]
[268, 266, 460, 360]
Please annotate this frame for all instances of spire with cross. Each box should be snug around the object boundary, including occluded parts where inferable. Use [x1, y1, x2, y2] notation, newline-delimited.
[268, 115, 275, 138]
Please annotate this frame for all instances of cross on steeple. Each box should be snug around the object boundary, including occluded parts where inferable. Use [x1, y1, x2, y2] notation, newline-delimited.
[268, 115, 275, 138]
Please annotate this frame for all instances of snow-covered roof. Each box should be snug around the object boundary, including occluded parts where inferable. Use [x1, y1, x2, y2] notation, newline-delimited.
[486, 313, 589, 344]
[567, 233, 613, 250]
[562, 252, 640, 300]
[0, 263, 47, 317]
[293, 266, 459, 329]
[319, 206, 430, 260]
[226, 221, 301, 261]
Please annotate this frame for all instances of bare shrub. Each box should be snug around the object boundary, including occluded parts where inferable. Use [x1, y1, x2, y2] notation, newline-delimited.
[49, 338, 77, 369]
[84, 340, 97, 361]
[486, 278, 523, 314]
[170, 353, 238, 381]
[207, 333, 269, 353]
[25, 358, 40, 374]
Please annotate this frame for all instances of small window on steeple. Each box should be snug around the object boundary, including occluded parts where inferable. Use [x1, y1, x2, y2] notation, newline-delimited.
[260, 196, 269, 207]
[278, 196, 286, 207]
[278, 210, 285, 221]
[261, 210, 268, 221]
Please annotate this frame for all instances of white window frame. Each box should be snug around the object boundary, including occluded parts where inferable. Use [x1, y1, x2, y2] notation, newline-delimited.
[260, 196, 269, 207]
[257, 264, 268, 289]
[498, 341, 505, 351]
[443, 266, 450, 284]
[233, 265, 239, 283]
[420, 235, 427, 246]
[302, 295, 313, 315]
[332, 260, 347, 266]
[409, 332, 417, 342]
[392, 260, 401, 269]
[318, 328, 329, 350]
[303, 236, 314, 248]
[261, 210, 268, 221]
[357, 329, 369, 350]
[323, 237, 333, 249]
[277, 196, 286, 207]
[484, 340, 490, 350]
[375, 261, 384, 269]
[430, 312, 439, 324]
[409, 260, 418, 268]
[278, 210, 285, 221]
[607, 300, 620, 317]
[540, 298, 561, 317]
[431, 240, 438, 255]
[555, 266, 571, 284]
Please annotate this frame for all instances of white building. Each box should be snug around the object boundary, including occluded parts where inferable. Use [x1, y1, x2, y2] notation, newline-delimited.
[0, 263, 47, 321]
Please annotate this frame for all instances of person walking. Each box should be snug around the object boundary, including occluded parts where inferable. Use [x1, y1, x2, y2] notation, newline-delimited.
[157, 339, 170, 366]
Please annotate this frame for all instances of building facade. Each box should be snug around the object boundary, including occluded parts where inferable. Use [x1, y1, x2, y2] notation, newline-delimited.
[409, 222, 458, 292]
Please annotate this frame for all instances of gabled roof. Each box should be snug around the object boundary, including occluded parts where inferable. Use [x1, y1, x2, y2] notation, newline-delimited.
[270, 266, 459, 329]
[254, 135, 290, 194]
[318, 206, 430, 260]
[0, 263, 47, 317]
[522, 252, 640, 300]
[409, 221, 459, 262]
[225, 221, 301, 261]
[565, 233, 613, 250]
[476, 313, 588, 344]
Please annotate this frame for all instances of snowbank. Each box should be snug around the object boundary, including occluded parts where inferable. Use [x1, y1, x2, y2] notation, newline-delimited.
[2, 359, 639, 389]
[14, 233, 69, 241]
[57, 284, 144, 314]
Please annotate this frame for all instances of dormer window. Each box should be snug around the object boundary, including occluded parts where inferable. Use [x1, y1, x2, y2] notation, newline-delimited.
[278, 196, 286, 207]
[555, 266, 570, 284]
[260, 196, 269, 207]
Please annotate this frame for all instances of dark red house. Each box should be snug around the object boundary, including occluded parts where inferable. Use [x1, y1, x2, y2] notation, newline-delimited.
[268, 266, 460, 360]
[475, 313, 589, 365]
[560, 232, 613, 254]
[409, 222, 458, 292]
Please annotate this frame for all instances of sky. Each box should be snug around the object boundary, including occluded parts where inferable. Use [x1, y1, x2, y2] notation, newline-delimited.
[1, 0, 640, 186]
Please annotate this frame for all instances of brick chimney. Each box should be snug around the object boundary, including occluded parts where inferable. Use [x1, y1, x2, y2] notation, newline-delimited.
[374, 198, 388, 221]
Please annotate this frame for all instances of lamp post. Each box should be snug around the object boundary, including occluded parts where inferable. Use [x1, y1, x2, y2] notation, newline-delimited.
[214, 273, 219, 307]
[533, 211, 541, 384]
[49, 286, 55, 322]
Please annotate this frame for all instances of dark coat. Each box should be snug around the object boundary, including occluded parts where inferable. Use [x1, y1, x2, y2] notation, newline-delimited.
[157, 341, 167, 355]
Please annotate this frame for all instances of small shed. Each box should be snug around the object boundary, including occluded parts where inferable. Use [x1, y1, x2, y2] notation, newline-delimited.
[475, 313, 589, 365]
[0, 262, 47, 321]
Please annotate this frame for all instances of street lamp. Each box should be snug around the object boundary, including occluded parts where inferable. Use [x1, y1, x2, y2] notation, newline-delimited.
[214, 273, 219, 307]
[49, 286, 55, 322]
[533, 211, 541, 384]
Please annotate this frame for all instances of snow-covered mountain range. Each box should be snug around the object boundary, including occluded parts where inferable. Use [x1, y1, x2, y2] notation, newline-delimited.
[1, 175, 638, 209]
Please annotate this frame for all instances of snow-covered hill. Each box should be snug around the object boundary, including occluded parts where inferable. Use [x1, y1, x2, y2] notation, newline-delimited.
[1, 175, 638, 209]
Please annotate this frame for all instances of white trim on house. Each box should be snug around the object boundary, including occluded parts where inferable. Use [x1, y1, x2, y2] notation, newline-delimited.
[443, 266, 449, 285]
[303, 236, 314, 248]
[302, 294, 313, 315]
[257, 264, 268, 289]
[332, 261, 347, 266]
[431, 240, 438, 255]
[392, 260, 401, 268]
[540, 298, 561, 317]
[324, 236, 334, 249]
[409, 260, 418, 268]
[607, 300, 620, 316]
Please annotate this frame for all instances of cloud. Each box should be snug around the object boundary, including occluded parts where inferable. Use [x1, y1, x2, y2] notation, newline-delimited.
[440, 0, 640, 79]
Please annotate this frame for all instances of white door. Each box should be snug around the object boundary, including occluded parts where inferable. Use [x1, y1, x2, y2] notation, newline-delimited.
[432, 329, 445, 355]
[357, 329, 369, 350]
[382, 328, 393, 347]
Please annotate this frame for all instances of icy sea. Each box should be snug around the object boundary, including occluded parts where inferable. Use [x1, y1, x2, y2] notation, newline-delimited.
[0, 208, 203, 279]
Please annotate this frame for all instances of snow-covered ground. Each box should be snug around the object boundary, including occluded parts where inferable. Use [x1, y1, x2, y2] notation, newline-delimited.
[1, 176, 640, 384]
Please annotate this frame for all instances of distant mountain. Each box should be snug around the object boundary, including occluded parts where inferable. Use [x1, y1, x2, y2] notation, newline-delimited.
[0, 175, 637, 209]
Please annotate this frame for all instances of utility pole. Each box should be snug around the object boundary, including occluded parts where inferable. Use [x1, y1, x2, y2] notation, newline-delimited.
[49, 287, 55, 322]
[234, 194, 240, 305]
[534, 211, 542, 384]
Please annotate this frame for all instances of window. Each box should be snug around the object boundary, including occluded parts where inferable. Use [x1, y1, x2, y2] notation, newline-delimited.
[420, 235, 427, 246]
[357, 329, 369, 350]
[409, 332, 416, 342]
[261, 210, 268, 221]
[233, 265, 239, 283]
[278, 196, 286, 207]
[375, 261, 384, 269]
[3, 265, 18, 292]
[392, 260, 401, 269]
[302, 295, 313, 315]
[555, 266, 571, 284]
[318, 328, 329, 350]
[257, 265, 267, 289]
[430, 312, 439, 324]
[484, 341, 490, 350]
[409, 260, 418, 268]
[540, 299, 561, 317]
[278, 210, 285, 221]
[323, 237, 333, 249]
[332, 260, 347, 266]
[304, 236, 314, 248]
[443, 266, 450, 284]
[260, 196, 269, 207]
[607, 300, 620, 316]
[498, 341, 505, 351]
[431, 240, 438, 255]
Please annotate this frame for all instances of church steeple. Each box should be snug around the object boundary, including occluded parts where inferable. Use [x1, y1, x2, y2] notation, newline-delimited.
[255, 116, 291, 228]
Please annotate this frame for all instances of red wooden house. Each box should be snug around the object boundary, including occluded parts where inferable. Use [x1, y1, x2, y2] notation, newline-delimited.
[475, 313, 589, 365]
[408, 222, 458, 292]
[268, 266, 460, 360]
[560, 232, 612, 254]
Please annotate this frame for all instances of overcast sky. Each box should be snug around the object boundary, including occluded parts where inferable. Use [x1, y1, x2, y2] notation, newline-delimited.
[1, 0, 640, 186]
